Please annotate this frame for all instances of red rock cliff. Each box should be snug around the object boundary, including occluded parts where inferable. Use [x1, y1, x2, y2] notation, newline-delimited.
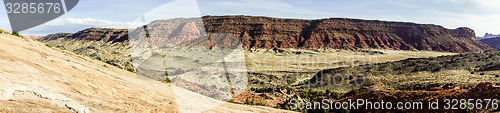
[43, 16, 495, 53]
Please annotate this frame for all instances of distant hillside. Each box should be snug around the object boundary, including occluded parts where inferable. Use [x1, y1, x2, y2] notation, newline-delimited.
[480, 36, 500, 49]
[305, 50, 500, 91]
[41, 15, 494, 53]
[477, 33, 500, 40]
[0, 32, 288, 112]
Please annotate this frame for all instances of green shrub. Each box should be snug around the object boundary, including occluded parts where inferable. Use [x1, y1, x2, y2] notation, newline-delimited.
[228, 99, 234, 103]
[11, 31, 21, 37]
[341, 108, 350, 113]
[126, 68, 135, 73]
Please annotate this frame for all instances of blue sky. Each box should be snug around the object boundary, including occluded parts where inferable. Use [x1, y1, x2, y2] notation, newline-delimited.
[0, 0, 499, 36]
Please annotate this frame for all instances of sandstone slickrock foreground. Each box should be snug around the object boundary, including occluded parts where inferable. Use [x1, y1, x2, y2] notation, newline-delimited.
[0, 33, 292, 112]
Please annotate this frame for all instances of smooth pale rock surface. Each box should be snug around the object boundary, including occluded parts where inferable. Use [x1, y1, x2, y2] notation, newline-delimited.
[0, 33, 293, 112]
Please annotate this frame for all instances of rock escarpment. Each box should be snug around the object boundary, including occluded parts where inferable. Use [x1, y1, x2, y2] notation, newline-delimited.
[42, 16, 493, 53]
[197, 16, 493, 52]
[39, 16, 495, 73]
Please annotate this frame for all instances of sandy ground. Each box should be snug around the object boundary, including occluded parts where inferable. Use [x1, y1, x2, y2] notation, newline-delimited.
[0, 34, 293, 112]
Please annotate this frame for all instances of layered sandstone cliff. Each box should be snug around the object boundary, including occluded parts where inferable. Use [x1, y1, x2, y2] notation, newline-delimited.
[41, 15, 494, 53]
[197, 16, 493, 52]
